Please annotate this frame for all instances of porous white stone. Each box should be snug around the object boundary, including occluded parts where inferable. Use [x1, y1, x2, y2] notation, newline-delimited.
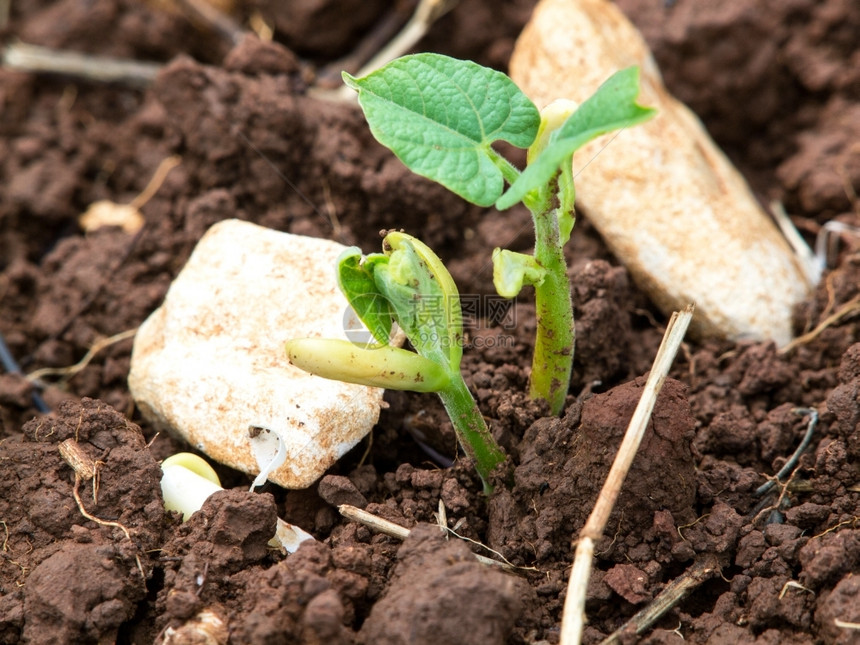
[129, 219, 384, 488]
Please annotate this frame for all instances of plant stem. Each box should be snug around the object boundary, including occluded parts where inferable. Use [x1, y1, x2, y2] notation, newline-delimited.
[530, 202, 575, 415]
[437, 373, 507, 493]
[486, 147, 521, 186]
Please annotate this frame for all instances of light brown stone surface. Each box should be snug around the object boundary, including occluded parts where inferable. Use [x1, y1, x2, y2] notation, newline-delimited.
[511, 0, 813, 344]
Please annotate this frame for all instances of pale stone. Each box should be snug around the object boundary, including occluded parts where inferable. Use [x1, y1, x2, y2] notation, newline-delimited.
[129, 219, 384, 488]
[511, 0, 813, 345]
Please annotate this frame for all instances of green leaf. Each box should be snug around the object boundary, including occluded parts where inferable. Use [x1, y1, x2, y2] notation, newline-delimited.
[373, 233, 463, 371]
[344, 53, 540, 207]
[336, 248, 392, 345]
[285, 339, 449, 392]
[492, 249, 546, 298]
[384, 232, 462, 364]
[496, 66, 656, 210]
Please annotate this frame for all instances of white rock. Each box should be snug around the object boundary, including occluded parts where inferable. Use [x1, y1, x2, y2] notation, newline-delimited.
[129, 219, 384, 489]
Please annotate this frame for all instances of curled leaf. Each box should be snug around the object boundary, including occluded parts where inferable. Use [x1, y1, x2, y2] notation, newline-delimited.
[527, 98, 579, 164]
[337, 248, 393, 345]
[492, 248, 546, 298]
[376, 232, 464, 370]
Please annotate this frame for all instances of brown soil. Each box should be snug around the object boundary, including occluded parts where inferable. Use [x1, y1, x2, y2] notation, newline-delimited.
[2, 1, 859, 643]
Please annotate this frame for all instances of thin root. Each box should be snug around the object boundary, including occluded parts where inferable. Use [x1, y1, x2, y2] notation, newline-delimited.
[810, 516, 860, 541]
[72, 473, 131, 542]
[441, 523, 540, 573]
[751, 464, 802, 528]
[28, 328, 138, 385]
[338, 503, 535, 573]
[60, 439, 135, 544]
[128, 155, 182, 210]
[779, 580, 814, 599]
[780, 294, 860, 355]
[677, 513, 710, 542]
[357, 429, 373, 468]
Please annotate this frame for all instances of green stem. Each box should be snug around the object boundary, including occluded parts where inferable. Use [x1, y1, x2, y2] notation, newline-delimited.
[529, 200, 575, 416]
[486, 147, 521, 186]
[437, 373, 507, 493]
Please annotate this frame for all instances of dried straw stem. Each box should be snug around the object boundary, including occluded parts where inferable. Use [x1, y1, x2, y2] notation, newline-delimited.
[560, 304, 694, 645]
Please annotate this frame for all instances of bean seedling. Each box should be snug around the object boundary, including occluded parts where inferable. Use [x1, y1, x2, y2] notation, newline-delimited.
[342, 54, 655, 414]
[286, 231, 506, 492]
[160, 452, 315, 553]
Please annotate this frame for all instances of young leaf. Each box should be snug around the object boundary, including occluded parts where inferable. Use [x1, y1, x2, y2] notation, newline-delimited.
[496, 66, 656, 210]
[388, 232, 464, 369]
[373, 234, 462, 370]
[492, 249, 546, 298]
[285, 339, 450, 392]
[343, 53, 540, 207]
[527, 98, 579, 165]
[337, 248, 392, 345]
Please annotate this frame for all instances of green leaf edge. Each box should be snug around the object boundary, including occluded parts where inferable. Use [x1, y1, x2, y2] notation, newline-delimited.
[343, 53, 541, 207]
[383, 231, 464, 371]
[496, 66, 657, 211]
[336, 248, 393, 346]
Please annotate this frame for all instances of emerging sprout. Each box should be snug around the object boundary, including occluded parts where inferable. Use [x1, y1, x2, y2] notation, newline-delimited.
[161, 452, 223, 521]
[286, 232, 507, 493]
[343, 54, 655, 414]
[160, 453, 315, 553]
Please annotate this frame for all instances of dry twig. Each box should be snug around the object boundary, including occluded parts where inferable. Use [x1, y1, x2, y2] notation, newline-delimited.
[600, 556, 720, 644]
[338, 504, 521, 571]
[313, 0, 459, 101]
[560, 304, 695, 645]
[2, 42, 160, 86]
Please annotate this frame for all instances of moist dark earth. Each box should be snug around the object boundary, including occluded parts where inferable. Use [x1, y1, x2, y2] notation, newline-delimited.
[2, 1, 860, 643]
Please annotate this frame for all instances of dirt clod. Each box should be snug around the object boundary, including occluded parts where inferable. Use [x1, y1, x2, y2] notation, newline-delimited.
[358, 524, 525, 645]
